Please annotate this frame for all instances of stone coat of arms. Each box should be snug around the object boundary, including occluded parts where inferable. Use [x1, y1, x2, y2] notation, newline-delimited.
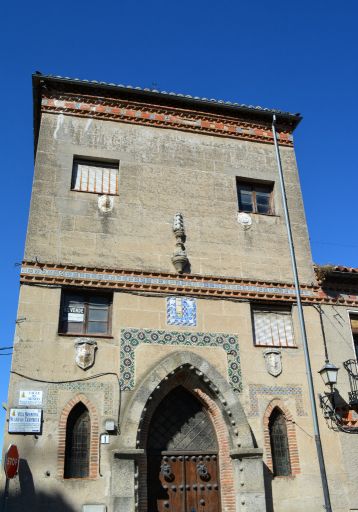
[74, 338, 97, 370]
[263, 348, 282, 377]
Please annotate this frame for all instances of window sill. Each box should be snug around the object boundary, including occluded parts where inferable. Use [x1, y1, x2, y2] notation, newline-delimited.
[254, 344, 297, 349]
[62, 477, 98, 481]
[238, 210, 279, 218]
[58, 333, 114, 339]
[272, 475, 295, 480]
[70, 189, 118, 197]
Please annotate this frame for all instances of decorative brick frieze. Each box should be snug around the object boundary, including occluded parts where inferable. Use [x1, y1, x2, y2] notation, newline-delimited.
[120, 328, 241, 391]
[247, 384, 307, 417]
[57, 394, 99, 479]
[263, 398, 301, 475]
[41, 93, 294, 146]
[20, 261, 323, 302]
[20, 261, 358, 305]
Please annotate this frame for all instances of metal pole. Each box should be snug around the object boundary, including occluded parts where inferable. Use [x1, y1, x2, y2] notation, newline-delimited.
[2, 478, 9, 512]
[272, 115, 332, 512]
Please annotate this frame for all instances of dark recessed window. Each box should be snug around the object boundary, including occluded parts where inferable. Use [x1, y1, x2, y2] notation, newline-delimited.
[269, 408, 291, 477]
[64, 402, 90, 479]
[72, 158, 119, 195]
[350, 315, 358, 360]
[253, 306, 295, 347]
[237, 180, 273, 215]
[59, 290, 112, 335]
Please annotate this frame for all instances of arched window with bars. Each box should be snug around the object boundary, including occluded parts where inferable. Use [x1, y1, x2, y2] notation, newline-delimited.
[269, 407, 291, 477]
[64, 402, 91, 479]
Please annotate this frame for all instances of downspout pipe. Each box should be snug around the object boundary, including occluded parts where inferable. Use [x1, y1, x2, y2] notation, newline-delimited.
[272, 115, 332, 512]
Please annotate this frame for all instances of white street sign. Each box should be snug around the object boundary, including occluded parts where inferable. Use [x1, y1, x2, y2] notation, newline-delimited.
[19, 390, 43, 406]
[8, 409, 42, 433]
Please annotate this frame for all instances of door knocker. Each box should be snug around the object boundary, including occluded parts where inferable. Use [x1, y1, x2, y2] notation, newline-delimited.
[161, 462, 174, 481]
[197, 463, 210, 481]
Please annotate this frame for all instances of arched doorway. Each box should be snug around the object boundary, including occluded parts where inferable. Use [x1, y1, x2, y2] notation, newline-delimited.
[147, 386, 221, 512]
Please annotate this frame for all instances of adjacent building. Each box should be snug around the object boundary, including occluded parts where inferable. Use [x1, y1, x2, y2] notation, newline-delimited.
[1, 74, 358, 512]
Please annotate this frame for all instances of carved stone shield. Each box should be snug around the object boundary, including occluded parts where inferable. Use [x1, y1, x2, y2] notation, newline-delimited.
[263, 348, 282, 377]
[74, 338, 97, 370]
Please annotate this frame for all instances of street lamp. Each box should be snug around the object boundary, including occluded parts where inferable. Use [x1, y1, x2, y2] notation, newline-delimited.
[318, 361, 339, 387]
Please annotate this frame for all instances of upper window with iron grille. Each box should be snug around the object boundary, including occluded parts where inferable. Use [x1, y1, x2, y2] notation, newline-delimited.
[253, 306, 295, 347]
[71, 158, 119, 195]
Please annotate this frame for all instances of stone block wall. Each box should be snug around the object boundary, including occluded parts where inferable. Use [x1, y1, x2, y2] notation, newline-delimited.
[25, 113, 314, 284]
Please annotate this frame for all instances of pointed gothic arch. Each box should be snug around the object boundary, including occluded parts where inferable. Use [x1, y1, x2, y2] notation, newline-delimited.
[263, 398, 300, 476]
[116, 351, 265, 512]
[58, 394, 99, 479]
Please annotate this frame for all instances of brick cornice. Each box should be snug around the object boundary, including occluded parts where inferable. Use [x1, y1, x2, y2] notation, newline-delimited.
[41, 92, 294, 146]
[20, 261, 358, 306]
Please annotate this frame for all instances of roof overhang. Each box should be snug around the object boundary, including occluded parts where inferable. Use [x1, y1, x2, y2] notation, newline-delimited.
[32, 73, 303, 155]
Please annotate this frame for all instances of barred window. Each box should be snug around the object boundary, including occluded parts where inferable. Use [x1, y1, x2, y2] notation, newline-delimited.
[59, 290, 112, 335]
[64, 402, 90, 479]
[72, 159, 119, 195]
[269, 408, 291, 477]
[253, 307, 295, 347]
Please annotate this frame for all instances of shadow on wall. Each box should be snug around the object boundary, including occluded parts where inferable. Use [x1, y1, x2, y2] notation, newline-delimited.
[263, 462, 274, 512]
[1, 459, 76, 512]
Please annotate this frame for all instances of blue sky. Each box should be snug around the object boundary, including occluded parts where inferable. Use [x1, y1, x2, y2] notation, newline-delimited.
[1, 0, 357, 449]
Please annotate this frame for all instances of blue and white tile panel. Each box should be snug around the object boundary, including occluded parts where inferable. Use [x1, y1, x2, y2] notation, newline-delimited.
[167, 297, 197, 326]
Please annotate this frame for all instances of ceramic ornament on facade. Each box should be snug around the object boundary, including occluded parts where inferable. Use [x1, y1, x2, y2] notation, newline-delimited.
[167, 297, 197, 326]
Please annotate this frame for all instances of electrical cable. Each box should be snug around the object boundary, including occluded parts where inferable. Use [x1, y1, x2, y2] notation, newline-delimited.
[10, 370, 121, 430]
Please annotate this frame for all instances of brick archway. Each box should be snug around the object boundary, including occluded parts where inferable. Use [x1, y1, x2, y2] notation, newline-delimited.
[263, 398, 300, 476]
[58, 394, 99, 479]
[137, 370, 236, 512]
[116, 350, 264, 512]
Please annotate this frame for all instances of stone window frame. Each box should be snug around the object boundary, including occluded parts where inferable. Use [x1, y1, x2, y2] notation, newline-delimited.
[348, 311, 358, 360]
[71, 157, 119, 196]
[251, 304, 296, 348]
[58, 394, 99, 479]
[263, 399, 300, 477]
[236, 178, 275, 215]
[58, 288, 113, 337]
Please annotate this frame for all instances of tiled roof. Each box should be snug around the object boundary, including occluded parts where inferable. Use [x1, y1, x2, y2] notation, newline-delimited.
[33, 73, 301, 120]
[330, 265, 358, 275]
[315, 264, 358, 283]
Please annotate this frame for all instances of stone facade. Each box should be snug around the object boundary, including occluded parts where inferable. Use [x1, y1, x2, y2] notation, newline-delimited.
[1, 74, 358, 512]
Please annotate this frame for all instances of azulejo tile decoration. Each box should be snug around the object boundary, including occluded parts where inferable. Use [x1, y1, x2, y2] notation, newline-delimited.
[120, 329, 241, 391]
[167, 297, 197, 326]
[247, 384, 306, 417]
[20, 265, 316, 297]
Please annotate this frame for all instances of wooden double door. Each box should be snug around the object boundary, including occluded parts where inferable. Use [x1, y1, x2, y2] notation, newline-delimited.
[149, 451, 220, 512]
[147, 386, 222, 512]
